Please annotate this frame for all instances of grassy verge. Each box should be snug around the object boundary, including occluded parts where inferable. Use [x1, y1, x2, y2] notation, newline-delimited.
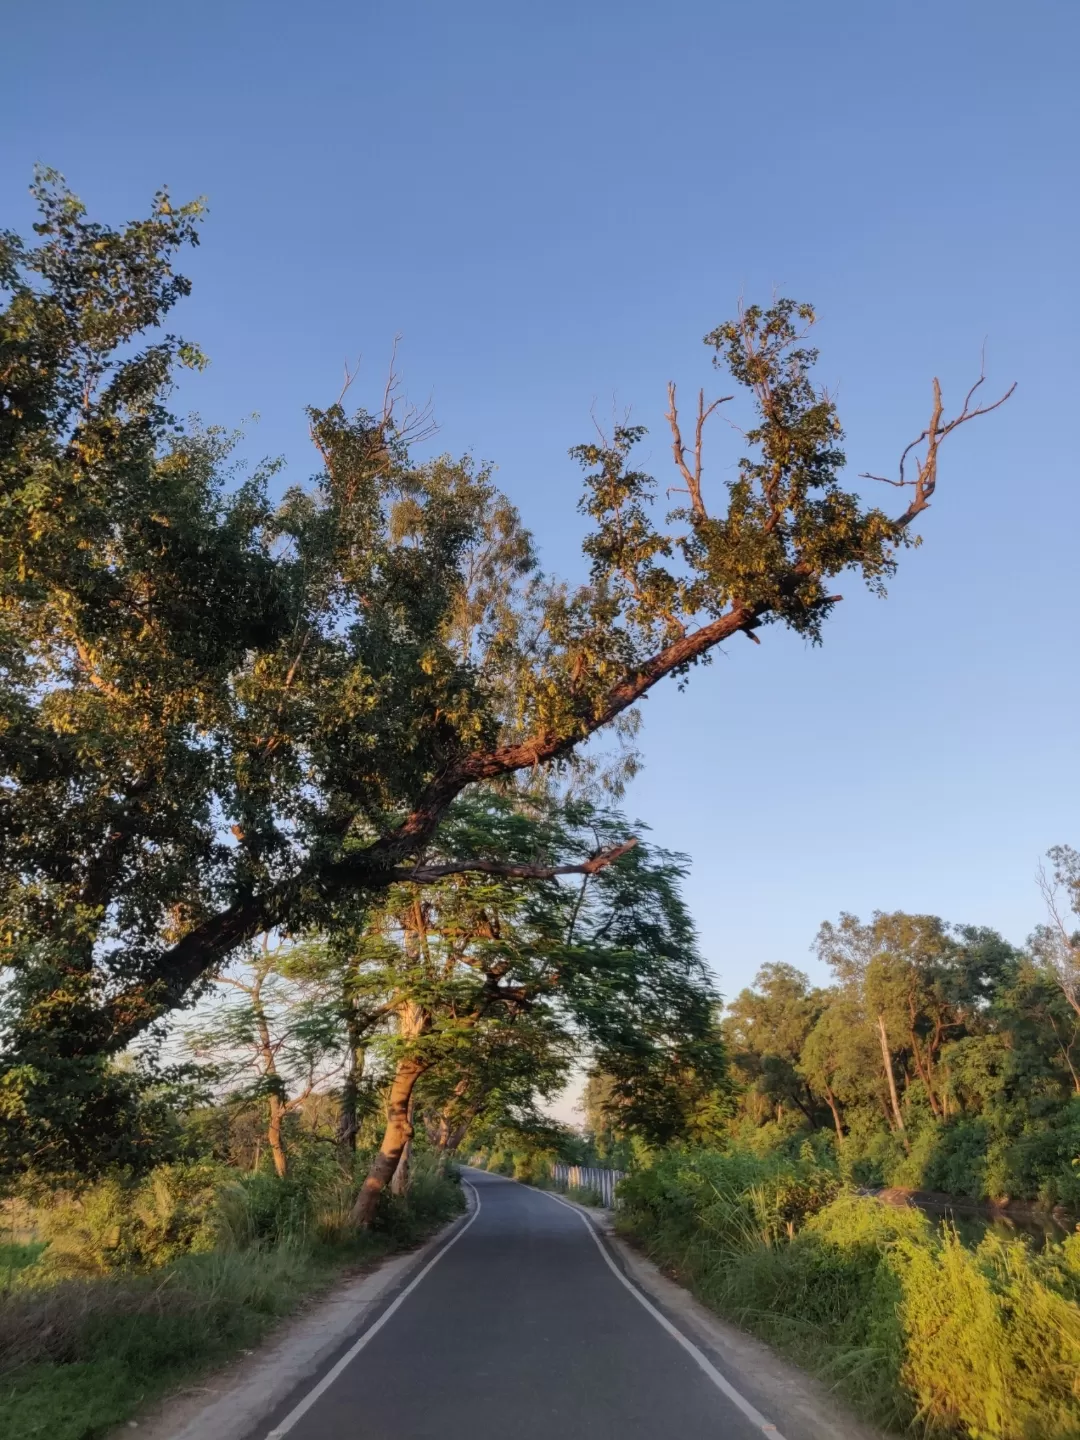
[1, 1167, 464, 1440]
[617, 1149, 1080, 1439]
[560, 1183, 604, 1207]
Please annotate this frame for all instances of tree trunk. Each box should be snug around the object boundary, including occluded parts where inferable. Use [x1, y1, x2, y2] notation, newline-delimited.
[390, 1094, 416, 1196]
[877, 1014, 906, 1135]
[337, 1031, 365, 1152]
[1048, 1015, 1080, 1095]
[909, 1029, 942, 1117]
[428, 1106, 470, 1171]
[390, 1138, 412, 1196]
[267, 1094, 288, 1179]
[824, 1086, 844, 1145]
[350, 1056, 428, 1227]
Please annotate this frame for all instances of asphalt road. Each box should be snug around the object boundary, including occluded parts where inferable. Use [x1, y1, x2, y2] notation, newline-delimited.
[261, 1169, 775, 1440]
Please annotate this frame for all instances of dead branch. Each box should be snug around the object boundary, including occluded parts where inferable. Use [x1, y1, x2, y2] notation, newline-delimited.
[391, 838, 638, 886]
[665, 382, 732, 521]
[1037, 862, 1080, 1018]
[861, 364, 1015, 528]
[381, 335, 438, 447]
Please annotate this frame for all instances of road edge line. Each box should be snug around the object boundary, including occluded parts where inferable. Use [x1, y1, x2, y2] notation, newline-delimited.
[262, 1180, 482, 1439]
[534, 1184, 787, 1439]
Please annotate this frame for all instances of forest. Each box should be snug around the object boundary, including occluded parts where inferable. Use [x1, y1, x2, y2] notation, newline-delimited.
[1, 174, 1076, 1440]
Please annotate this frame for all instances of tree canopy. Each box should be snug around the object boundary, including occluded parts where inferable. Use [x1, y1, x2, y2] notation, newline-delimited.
[717, 901, 1080, 1207]
[0, 172, 1010, 1177]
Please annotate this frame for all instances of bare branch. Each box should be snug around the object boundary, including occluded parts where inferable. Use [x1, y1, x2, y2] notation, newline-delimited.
[380, 334, 438, 447]
[666, 381, 731, 522]
[381, 335, 401, 427]
[336, 355, 362, 409]
[861, 367, 1015, 527]
[390, 838, 638, 886]
[1038, 861, 1080, 1019]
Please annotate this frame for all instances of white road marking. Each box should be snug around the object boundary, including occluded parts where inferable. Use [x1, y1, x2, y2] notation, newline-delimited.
[262, 1172, 787, 1440]
[536, 1185, 790, 1440]
[263, 1182, 482, 1438]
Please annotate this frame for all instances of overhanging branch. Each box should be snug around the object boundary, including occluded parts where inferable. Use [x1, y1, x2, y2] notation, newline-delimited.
[390, 839, 638, 885]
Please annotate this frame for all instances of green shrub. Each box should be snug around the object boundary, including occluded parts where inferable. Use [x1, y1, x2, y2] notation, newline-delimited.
[0, 1162, 464, 1440]
[32, 1164, 223, 1276]
[565, 1184, 604, 1207]
[0, 1242, 46, 1285]
[619, 1146, 1080, 1438]
[898, 1228, 1080, 1439]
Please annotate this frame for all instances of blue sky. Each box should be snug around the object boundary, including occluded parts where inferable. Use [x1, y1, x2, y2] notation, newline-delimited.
[5, 0, 1077, 1003]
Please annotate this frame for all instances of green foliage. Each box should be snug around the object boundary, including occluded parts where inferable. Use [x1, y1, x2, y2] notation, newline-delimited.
[325, 790, 728, 1178]
[620, 1147, 1080, 1438]
[0, 1158, 463, 1440]
[898, 1227, 1080, 1439]
[564, 1184, 604, 1207]
[1, 172, 995, 1178]
[721, 906, 1080, 1207]
[31, 1163, 221, 1276]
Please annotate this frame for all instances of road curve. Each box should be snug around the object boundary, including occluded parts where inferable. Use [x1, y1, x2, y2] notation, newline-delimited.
[261, 1168, 775, 1439]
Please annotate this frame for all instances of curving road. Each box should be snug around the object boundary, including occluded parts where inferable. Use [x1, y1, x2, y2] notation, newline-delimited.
[260, 1168, 779, 1439]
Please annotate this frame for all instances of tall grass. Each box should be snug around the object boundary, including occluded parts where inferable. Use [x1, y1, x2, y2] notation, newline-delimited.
[618, 1149, 1080, 1439]
[0, 1155, 464, 1440]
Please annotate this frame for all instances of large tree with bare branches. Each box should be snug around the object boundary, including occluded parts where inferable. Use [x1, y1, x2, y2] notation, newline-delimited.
[0, 175, 1011, 1177]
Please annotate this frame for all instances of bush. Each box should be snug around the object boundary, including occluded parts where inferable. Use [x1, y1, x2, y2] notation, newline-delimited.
[563, 1184, 604, 1206]
[32, 1164, 223, 1276]
[618, 1146, 1080, 1438]
[0, 1160, 464, 1440]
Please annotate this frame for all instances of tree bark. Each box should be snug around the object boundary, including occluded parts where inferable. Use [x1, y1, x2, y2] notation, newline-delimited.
[267, 1093, 288, 1179]
[391, 1136, 412, 1196]
[390, 1093, 416, 1197]
[877, 1014, 906, 1135]
[252, 976, 289, 1178]
[350, 1055, 429, 1227]
[337, 1022, 366, 1152]
[824, 1086, 844, 1145]
[909, 1029, 942, 1117]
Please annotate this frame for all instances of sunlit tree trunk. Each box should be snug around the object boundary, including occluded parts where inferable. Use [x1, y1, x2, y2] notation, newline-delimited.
[351, 1000, 431, 1227]
[350, 1053, 429, 1225]
[250, 974, 290, 1177]
[877, 1014, 906, 1135]
[824, 1085, 844, 1145]
[390, 1094, 416, 1196]
[267, 1091, 288, 1178]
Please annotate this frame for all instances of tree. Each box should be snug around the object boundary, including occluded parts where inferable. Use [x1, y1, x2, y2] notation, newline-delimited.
[816, 912, 1021, 1132]
[799, 991, 881, 1143]
[0, 173, 1012, 1177]
[184, 937, 341, 1178]
[418, 1010, 568, 1164]
[1036, 844, 1080, 1020]
[341, 794, 723, 1225]
[725, 963, 825, 1125]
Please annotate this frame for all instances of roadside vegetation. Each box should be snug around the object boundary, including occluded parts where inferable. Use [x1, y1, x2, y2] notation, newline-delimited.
[472, 850, 1080, 1440]
[617, 1146, 1080, 1440]
[715, 884, 1080, 1211]
[1, 1155, 463, 1440]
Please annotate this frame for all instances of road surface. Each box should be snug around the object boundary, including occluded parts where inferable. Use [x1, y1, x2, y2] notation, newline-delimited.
[262, 1169, 778, 1439]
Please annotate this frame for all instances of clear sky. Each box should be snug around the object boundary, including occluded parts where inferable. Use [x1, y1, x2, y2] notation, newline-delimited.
[5, 0, 1078, 1005]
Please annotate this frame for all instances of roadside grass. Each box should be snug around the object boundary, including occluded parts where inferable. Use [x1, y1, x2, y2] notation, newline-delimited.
[617, 1149, 1080, 1439]
[0, 1163, 464, 1440]
[562, 1183, 604, 1208]
[0, 1241, 47, 1284]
